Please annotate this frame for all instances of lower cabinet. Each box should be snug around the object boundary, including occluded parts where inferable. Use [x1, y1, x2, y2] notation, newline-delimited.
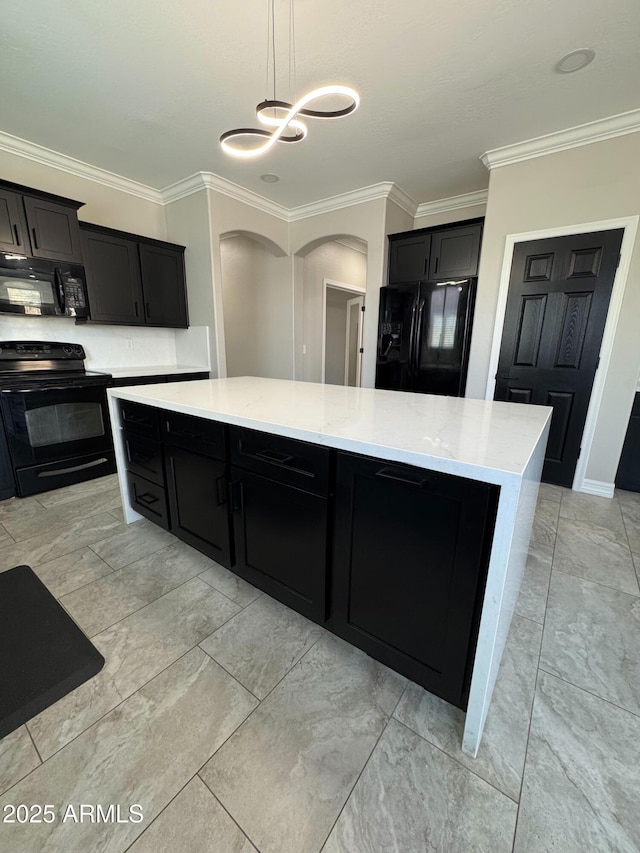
[165, 445, 232, 567]
[331, 451, 498, 709]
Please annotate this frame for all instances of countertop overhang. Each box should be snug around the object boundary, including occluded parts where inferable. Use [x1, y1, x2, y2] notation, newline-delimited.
[108, 376, 552, 486]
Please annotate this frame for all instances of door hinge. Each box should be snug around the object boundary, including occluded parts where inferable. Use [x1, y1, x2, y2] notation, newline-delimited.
[361, 305, 366, 312]
[359, 347, 364, 354]
[617, 254, 621, 270]
[596, 356, 600, 370]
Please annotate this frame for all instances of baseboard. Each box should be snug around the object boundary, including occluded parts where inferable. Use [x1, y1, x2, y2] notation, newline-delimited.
[578, 478, 615, 499]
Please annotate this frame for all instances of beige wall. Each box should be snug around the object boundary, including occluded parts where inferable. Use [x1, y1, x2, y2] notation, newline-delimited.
[468, 133, 640, 486]
[325, 288, 352, 385]
[302, 242, 367, 383]
[220, 235, 257, 377]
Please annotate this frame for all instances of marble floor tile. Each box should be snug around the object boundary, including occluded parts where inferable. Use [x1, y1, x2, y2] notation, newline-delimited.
[200, 634, 406, 853]
[531, 498, 559, 550]
[0, 726, 41, 796]
[0, 522, 11, 544]
[61, 541, 217, 637]
[109, 505, 126, 523]
[28, 577, 241, 759]
[514, 672, 640, 852]
[32, 547, 113, 599]
[515, 541, 553, 624]
[323, 718, 517, 853]
[0, 512, 126, 572]
[540, 571, 640, 716]
[552, 516, 639, 595]
[394, 614, 542, 802]
[0, 649, 257, 853]
[89, 518, 175, 570]
[0, 496, 45, 523]
[198, 561, 262, 608]
[200, 595, 324, 699]
[537, 482, 565, 503]
[2, 488, 123, 542]
[559, 488, 626, 536]
[130, 777, 257, 853]
[34, 473, 119, 508]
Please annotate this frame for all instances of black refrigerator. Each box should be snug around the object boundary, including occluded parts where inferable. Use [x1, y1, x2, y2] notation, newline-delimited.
[375, 279, 476, 396]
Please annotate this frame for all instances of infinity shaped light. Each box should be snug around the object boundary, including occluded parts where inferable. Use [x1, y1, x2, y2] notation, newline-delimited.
[220, 85, 359, 159]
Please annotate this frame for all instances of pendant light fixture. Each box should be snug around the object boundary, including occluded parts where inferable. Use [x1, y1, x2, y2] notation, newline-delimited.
[220, 0, 359, 159]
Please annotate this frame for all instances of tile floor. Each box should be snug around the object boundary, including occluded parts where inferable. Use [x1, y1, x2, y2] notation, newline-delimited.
[1, 475, 639, 852]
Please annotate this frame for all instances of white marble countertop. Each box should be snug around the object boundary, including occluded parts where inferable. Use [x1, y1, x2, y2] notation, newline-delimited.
[98, 364, 209, 379]
[108, 376, 552, 485]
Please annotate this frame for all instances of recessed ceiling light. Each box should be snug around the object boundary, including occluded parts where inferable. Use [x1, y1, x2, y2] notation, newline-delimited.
[555, 48, 596, 73]
[260, 173, 280, 183]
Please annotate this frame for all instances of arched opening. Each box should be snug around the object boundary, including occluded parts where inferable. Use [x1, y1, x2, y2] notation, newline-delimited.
[294, 235, 368, 385]
[219, 230, 292, 379]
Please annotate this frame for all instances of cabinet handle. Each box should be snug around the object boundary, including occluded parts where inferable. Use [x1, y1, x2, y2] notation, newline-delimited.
[375, 466, 431, 487]
[13, 223, 21, 246]
[146, 302, 151, 318]
[215, 476, 227, 506]
[31, 227, 39, 250]
[434, 256, 439, 274]
[255, 448, 294, 465]
[134, 301, 139, 318]
[231, 481, 243, 512]
[137, 492, 159, 506]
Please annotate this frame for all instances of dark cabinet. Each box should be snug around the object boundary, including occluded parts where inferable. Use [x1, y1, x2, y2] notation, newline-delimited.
[119, 402, 170, 529]
[389, 233, 431, 284]
[388, 219, 483, 286]
[80, 222, 188, 328]
[0, 188, 29, 254]
[331, 451, 497, 709]
[229, 426, 331, 623]
[428, 224, 482, 279]
[0, 180, 84, 262]
[616, 393, 640, 492]
[81, 229, 144, 325]
[112, 372, 209, 388]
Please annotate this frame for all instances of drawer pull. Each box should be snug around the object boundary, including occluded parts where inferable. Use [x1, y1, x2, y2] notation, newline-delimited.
[125, 414, 147, 425]
[255, 448, 294, 465]
[231, 481, 243, 512]
[136, 492, 159, 506]
[216, 476, 227, 506]
[375, 467, 431, 487]
[171, 428, 205, 441]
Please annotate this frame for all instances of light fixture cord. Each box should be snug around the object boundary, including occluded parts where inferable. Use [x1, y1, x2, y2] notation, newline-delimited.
[265, 0, 276, 101]
[288, 0, 297, 103]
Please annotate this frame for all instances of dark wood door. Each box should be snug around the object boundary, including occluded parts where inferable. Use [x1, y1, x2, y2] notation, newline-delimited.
[230, 467, 328, 623]
[332, 452, 497, 709]
[494, 229, 623, 486]
[81, 228, 145, 325]
[428, 224, 482, 279]
[139, 243, 188, 328]
[22, 196, 83, 263]
[616, 393, 640, 492]
[166, 446, 233, 568]
[0, 189, 29, 254]
[388, 234, 430, 284]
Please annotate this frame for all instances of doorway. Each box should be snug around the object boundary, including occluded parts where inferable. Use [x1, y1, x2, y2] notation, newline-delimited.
[493, 229, 623, 487]
[322, 280, 365, 387]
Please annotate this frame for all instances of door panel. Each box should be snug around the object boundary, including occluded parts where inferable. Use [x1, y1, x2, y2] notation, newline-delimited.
[495, 229, 623, 486]
[375, 283, 419, 391]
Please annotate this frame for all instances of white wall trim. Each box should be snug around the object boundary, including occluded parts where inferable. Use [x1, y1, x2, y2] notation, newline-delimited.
[580, 479, 616, 499]
[161, 171, 290, 221]
[484, 215, 640, 494]
[289, 182, 405, 222]
[481, 109, 640, 170]
[415, 189, 488, 219]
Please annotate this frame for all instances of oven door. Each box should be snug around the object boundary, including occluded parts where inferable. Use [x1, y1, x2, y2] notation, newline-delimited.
[0, 383, 113, 468]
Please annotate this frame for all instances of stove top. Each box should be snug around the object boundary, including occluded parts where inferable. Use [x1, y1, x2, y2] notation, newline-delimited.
[0, 340, 112, 388]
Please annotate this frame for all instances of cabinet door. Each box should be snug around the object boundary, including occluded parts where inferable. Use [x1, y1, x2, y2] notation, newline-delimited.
[388, 234, 430, 284]
[166, 446, 233, 568]
[428, 224, 482, 279]
[230, 467, 328, 623]
[332, 452, 497, 709]
[0, 189, 29, 254]
[23, 196, 83, 263]
[81, 229, 145, 325]
[139, 243, 188, 328]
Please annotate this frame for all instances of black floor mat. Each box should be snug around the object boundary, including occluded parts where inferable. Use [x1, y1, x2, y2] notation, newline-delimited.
[0, 565, 105, 739]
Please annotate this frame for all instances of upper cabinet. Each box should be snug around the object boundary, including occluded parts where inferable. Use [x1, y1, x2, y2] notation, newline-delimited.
[0, 180, 83, 263]
[80, 222, 188, 328]
[388, 219, 483, 285]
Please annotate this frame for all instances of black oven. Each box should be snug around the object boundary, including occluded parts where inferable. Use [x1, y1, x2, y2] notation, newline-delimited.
[0, 341, 115, 497]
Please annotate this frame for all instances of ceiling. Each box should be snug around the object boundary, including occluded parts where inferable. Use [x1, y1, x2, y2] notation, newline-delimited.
[1, 0, 639, 208]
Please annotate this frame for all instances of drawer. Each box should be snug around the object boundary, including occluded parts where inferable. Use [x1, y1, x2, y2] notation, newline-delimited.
[127, 471, 169, 529]
[230, 426, 330, 496]
[119, 401, 160, 439]
[166, 372, 209, 382]
[163, 411, 226, 460]
[123, 431, 164, 485]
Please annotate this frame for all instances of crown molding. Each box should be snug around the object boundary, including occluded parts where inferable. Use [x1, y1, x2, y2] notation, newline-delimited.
[481, 108, 640, 170]
[162, 172, 289, 221]
[288, 182, 406, 222]
[386, 184, 419, 217]
[415, 189, 488, 219]
[0, 129, 163, 204]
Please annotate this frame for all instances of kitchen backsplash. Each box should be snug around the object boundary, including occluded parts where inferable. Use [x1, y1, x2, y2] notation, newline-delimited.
[0, 317, 210, 372]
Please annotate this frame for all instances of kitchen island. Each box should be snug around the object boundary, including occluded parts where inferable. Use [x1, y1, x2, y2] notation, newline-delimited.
[107, 376, 551, 757]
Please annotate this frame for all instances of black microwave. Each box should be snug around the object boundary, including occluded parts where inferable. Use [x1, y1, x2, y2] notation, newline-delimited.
[0, 253, 89, 319]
